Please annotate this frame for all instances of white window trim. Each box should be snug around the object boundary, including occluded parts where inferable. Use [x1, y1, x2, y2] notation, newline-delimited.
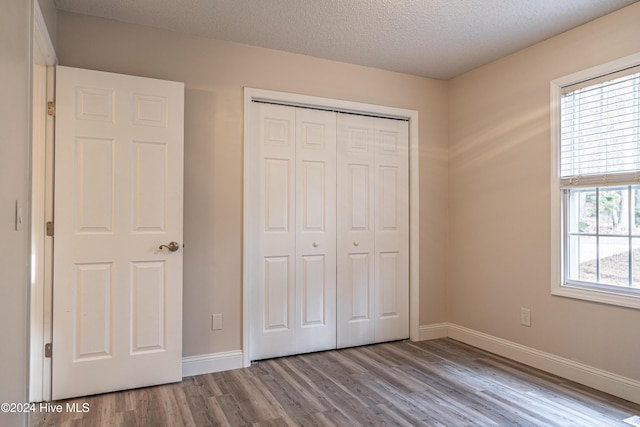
[550, 52, 640, 310]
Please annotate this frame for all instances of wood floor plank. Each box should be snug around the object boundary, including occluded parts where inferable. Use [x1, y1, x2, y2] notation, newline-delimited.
[204, 395, 232, 427]
[215, 394, 257, 426]
[30, 339, 640, 426]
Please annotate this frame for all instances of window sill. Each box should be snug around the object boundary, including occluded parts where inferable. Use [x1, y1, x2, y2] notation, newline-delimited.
[552, 284, 640, 310]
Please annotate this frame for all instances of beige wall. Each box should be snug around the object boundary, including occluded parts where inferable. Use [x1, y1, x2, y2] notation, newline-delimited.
[55, 2, 640, 384]
[1, 1, 32, 426]
[55, 12, 449, 357]
[37, 0, 56, 48]
[449, 3, 640, 380]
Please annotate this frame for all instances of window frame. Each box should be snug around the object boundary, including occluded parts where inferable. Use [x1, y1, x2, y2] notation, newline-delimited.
[550, 52, 640, 310]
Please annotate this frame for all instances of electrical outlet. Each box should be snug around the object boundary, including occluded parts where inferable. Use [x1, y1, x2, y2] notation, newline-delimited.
[211, 313, 223, 331]
[520, 308, 531, 327]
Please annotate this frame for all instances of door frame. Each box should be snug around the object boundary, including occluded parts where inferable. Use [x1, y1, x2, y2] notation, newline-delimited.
[242, 87, 420, 367]
[30, 0, 57, 402]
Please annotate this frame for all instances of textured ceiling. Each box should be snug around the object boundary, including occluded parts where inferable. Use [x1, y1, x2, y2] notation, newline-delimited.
[54, 0, 639, 79]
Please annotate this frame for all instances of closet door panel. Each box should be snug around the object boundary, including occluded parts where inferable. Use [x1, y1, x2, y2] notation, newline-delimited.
[374, 119, 409, 342]
[295, 108, 337, 353]
[337, 114, 376, 348]
[251, 103, 296, 360]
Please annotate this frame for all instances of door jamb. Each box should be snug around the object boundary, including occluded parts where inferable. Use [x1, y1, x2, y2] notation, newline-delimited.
[242, 87, 420, 367]
[30, 0, 57, 403]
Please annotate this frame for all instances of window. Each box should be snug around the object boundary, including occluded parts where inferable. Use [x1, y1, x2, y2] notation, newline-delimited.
[551, 54, 640, 309]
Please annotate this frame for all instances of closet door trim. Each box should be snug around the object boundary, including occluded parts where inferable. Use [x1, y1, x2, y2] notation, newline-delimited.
[243, 88, 420, 367]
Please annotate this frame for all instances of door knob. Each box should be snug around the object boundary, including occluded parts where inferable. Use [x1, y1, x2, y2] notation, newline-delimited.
[353, 241, 359, 247]
[159, 242, 180, 252]
[313, 241, 320, 247]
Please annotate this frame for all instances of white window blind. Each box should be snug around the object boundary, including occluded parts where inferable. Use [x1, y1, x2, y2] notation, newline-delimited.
[560, 66, 640, 186]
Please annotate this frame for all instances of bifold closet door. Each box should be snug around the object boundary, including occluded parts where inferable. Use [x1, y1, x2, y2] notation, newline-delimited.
[337, 114, 409, 348]
[294, 108, 337, 353]
[249, 103, 336, 361]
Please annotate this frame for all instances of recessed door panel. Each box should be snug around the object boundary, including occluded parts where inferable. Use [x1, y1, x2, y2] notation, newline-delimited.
[302, 161, 325, 232]
[76, 87, 114, 122]
[301, 122, 326, 150]
[348, 128, 370, 153]
[74, 263, 112, 360]
[379, 252, 399, 318]
[349, 164, 370, 231]
[379, 130, 398, 153]
[133, 142, 167, 233]
[133, 94, 167, 128]
[76, 137, 113, 233]
[264, 118, 291, 148]
[264, 256, 290, 331]
[301, 255, 325, 326]
[349, 253, 370, 321]
[380, 166, 398, 231]
[265, 159, 291, 233]
[131, 261, 166, 353]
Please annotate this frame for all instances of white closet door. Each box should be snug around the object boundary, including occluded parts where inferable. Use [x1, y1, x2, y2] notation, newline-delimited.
[250, 103, 337, 360]
[373, 118, 409, 342]
[337, 114, 409, 347]
[337, 114, 376, 347]
[251, 103, 297, 360]
[295, 108, 337, 353]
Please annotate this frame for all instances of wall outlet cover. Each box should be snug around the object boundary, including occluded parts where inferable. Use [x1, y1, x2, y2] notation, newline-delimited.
[211, 313, 223, 331]
[520, 308, 531, 327]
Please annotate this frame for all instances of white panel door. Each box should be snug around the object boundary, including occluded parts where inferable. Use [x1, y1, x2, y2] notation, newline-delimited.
[250, 103, 297, 360]
[337, 114, 409, 347]
[337, 114, 376, 348]
[249, 104, 337, 360]
[53, 66, 184, 400]
[374, 118, 409, 342]
[295, 108, 336, 353]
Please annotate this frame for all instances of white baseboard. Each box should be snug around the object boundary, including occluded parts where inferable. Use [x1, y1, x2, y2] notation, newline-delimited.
[182, 350, 244, 378]
[183, 326, 640, 406]
[417, 323, 449, 340]
[418, 323, 640, 406]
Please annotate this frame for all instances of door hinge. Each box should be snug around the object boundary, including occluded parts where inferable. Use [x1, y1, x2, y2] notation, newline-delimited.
[46, 221, 54, 237]
[45, 343, 52, 358]
[47, 101, 55, 117]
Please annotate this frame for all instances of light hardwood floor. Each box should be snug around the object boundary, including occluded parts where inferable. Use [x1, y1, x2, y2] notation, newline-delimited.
[31, 338, 640, 426]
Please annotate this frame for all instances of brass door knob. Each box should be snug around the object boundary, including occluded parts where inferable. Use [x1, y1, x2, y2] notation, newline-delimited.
[159, 242, 180, 252]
